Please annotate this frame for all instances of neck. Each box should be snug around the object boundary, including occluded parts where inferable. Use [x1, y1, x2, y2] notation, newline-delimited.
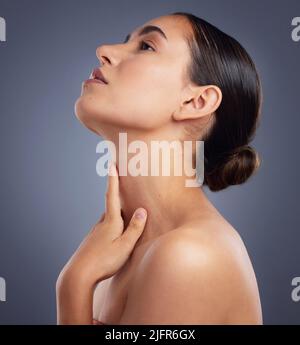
[103, 130, 212, 249]
[119, 172, 209, 248]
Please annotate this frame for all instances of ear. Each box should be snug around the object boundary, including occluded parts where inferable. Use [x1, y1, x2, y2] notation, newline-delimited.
[172, 84, 222, 121]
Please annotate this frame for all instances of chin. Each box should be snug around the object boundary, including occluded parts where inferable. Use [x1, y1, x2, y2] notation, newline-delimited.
[74, 95, 119, 138]
[74, 96, 102, 135]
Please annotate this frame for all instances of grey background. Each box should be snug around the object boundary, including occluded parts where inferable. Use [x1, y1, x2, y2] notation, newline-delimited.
[0, 0, 299, 324]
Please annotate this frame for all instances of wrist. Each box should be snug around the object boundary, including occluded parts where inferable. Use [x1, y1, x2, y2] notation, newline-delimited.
[56, 267, 95, 325]
[56, 264, 95, 293]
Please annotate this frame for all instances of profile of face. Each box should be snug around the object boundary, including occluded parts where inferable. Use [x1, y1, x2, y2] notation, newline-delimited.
[75, 15, 221, 140]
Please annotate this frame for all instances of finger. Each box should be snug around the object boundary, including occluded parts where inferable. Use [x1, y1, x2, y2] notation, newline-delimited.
[120, 208, 147, 249]
[105, 161, 121, 219]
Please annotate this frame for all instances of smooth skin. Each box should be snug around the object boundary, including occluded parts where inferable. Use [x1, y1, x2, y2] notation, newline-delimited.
[57, 14, 263, 324]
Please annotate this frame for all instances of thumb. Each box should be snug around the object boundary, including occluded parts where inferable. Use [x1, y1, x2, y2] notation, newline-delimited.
[120, 208, 147, 248]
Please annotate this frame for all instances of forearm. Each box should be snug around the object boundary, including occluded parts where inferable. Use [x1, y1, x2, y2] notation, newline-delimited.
[56, 270, 97, 325]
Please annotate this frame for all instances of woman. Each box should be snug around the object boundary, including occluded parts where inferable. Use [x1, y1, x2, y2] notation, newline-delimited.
[56, 12, 263, 325]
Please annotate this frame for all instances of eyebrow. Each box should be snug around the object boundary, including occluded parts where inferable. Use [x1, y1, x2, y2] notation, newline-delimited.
[123, 25, 168, 43]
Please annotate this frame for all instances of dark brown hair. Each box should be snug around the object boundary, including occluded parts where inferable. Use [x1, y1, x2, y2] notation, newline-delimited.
[172, 12, 263, 192]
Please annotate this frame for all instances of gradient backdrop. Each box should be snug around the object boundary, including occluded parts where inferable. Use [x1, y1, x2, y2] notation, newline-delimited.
[0, 0, 299, 324]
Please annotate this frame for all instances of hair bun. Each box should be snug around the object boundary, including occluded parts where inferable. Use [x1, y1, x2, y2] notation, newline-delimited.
[205, 145, 261, 191]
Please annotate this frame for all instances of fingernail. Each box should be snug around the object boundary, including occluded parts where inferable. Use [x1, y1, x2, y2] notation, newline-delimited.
[135, 208, 147, 219]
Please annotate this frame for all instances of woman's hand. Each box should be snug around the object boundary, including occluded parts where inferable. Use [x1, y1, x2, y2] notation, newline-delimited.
[58, 162, 147, 287]
[56, 162, 148, 324]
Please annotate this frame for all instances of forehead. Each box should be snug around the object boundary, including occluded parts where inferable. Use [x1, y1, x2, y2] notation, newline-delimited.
[143, 15, 191, 39]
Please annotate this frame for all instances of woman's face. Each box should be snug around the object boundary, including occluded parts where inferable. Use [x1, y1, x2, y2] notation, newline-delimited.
[75, 15, 193, 137]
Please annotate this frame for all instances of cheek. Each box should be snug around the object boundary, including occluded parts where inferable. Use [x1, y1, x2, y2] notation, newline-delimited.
[110, 63, 181, 129]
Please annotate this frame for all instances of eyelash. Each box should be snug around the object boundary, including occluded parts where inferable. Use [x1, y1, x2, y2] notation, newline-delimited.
[139, 41, 155, 52]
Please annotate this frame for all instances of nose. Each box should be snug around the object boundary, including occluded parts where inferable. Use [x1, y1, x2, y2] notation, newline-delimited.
[96, 45, 110, 65]
[96, 43, 124, 66]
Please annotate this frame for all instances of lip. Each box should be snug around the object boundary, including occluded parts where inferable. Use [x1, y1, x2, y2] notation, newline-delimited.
[91, 68, 108, 84]
[84, 78, 107, 85]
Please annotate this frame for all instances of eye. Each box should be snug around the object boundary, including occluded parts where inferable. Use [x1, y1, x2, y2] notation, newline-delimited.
[139, 41, 155, 51]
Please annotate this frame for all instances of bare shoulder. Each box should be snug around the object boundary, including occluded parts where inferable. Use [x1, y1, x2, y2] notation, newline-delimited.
[119, 217, 263, 325]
